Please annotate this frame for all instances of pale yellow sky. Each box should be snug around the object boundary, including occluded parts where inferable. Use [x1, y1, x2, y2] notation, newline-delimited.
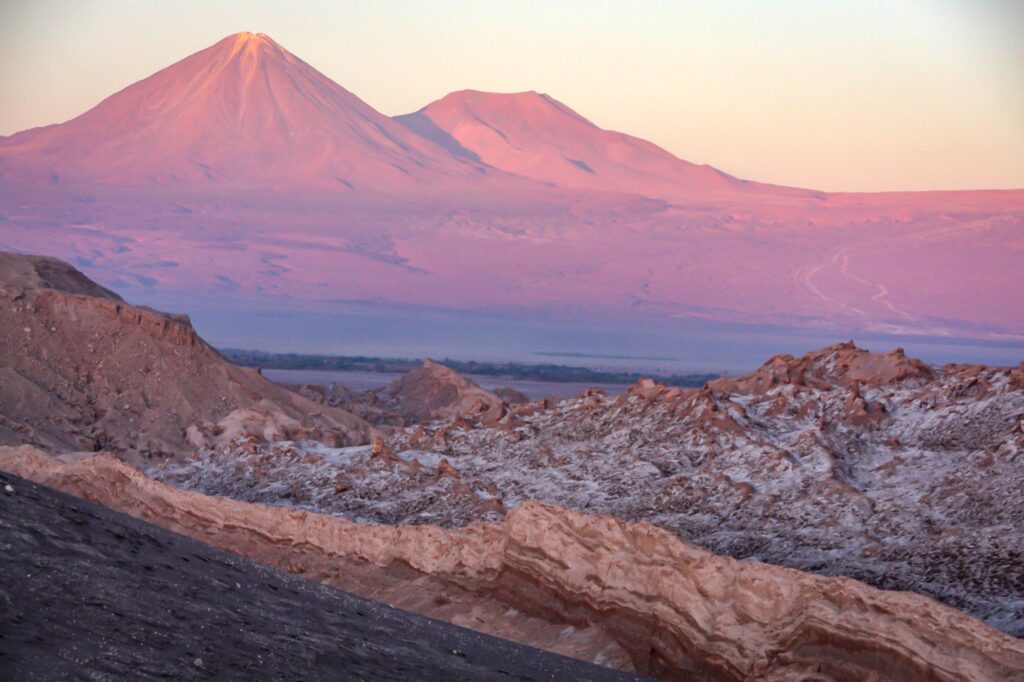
[1, 0, 1021, 192]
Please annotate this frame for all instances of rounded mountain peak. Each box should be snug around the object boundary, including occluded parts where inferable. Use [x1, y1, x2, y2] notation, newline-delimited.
[430, 90, 593, 127]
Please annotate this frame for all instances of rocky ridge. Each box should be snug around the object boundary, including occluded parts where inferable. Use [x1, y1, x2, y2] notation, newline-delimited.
[4, 445, 1022, 681]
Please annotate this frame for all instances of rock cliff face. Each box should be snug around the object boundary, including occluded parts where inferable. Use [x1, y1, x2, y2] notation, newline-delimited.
[157, 342, 1024, 635]
[0, 252, 375, 458]
[3, 445, 1022, 681]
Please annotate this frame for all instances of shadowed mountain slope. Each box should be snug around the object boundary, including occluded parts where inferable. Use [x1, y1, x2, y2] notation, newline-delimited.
[0, 252, 374, 458]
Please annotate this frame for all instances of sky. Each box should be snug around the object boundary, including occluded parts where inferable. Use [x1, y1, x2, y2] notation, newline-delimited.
[0, 0, 1021, 192]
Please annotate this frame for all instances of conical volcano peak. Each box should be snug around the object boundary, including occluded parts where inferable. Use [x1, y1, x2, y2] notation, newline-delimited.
[213, 31, 292, 65]
[226, 31, 281, 49]
[231, 31, 270, 41]
[0, 31, 493, 190]
[441, 89, 552, 104]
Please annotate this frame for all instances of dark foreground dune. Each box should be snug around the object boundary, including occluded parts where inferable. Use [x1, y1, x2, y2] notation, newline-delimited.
[0, 471, 640, 681]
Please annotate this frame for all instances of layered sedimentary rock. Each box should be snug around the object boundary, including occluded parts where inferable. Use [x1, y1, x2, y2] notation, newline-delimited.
[3, 445, 1022, 680]
[159, 342, 1024, 635]
[0, 252, 375, 459]
[0, 469, 637, 681]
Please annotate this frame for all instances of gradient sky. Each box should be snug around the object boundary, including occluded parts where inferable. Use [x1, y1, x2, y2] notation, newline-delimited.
[1, 0, 1021, 192]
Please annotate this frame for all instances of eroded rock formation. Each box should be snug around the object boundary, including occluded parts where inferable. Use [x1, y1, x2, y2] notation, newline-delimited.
[3, 445, 1022, 681]
[158, 342, 1024, 635]
[0, 252, 375, 459]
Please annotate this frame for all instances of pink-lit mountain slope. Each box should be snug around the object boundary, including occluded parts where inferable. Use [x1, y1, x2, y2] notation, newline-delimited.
[395, 90, 815, 201]
[0, 33, 499, 192]
[0, 32, 1021, 341]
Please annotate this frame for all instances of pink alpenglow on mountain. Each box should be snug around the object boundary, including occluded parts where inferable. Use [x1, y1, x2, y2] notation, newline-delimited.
[396, 90, 812, 201]
[0, 33, 501, 192]
[0, 32, 1022, 346]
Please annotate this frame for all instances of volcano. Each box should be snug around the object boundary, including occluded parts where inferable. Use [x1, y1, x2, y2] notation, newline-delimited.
[395, 90, 811, 200]
[0, 33, 493, 191]
[0, 32, 1021, 346]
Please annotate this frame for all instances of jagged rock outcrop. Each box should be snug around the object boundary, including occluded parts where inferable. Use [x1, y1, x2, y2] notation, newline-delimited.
[157, 342, 1024, 636]
[0, 252, 375, 458]
[2, 445, 1022, 680]
[711, 341, 935, 393]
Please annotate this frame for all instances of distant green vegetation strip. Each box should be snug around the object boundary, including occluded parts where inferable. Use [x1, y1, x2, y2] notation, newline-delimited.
[221, 348, 719, 388]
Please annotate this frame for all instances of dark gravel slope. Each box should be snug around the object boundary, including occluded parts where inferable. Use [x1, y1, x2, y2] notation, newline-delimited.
[0, 471, 642, 681]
